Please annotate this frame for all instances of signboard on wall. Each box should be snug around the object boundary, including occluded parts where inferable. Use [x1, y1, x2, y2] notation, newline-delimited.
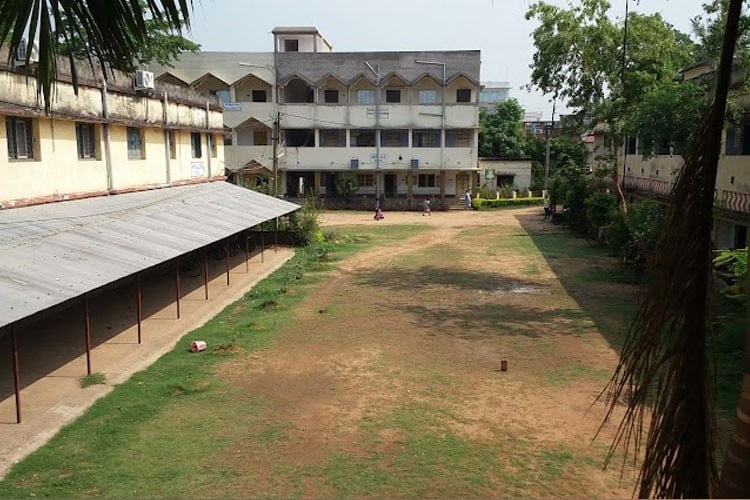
[222, 102, 242, 111]
[484, 170, 496, 180]
[365, 107, 389, 119]
[191, 162, 206, 177]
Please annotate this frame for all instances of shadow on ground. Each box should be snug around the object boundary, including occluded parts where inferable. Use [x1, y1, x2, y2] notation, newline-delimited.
[514, 211, 640, 353]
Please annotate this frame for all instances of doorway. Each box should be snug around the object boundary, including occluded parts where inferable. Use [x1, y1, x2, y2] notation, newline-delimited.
[384, 174, 396, 197]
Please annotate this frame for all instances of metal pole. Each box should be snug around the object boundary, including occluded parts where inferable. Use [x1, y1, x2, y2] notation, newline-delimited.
[136, 274, 142, 344]
[175, 258, 181, 319]
[84, 294, 92, 375]
[203, 248, 209, 300]
[245, 234, 250, 273]
[274, 218, 278, 253]
[261, 228, 265, 263]
[273, 112, 280, 197]
[225, 238, 230, 286]
[10, 325, 21, 423]
[441, 62, 446, 203]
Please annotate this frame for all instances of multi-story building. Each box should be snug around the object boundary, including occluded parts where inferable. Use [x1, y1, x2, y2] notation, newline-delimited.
[153, 26, 482, 204]
[589, 121, 750, 250]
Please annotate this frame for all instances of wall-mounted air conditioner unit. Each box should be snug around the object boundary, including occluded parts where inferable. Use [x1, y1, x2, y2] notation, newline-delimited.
[14, 39, 39, 67]
[134, 70, 155, 91]
[350, 158, 359, 169]
[410, 159, 419, 169]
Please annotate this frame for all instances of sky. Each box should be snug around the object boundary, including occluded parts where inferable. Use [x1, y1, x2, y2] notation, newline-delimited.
[186, 0, 709, 118]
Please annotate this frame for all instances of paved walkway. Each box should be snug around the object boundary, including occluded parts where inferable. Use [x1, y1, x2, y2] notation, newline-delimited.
[0, 246, 294, 478]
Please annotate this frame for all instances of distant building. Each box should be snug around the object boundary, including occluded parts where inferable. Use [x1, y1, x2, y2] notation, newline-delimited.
[152, 26, 483, 203]
[479, 81, 512, 113]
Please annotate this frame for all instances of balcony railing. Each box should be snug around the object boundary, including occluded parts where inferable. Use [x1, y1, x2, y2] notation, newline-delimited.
[623, 174, 750, 216]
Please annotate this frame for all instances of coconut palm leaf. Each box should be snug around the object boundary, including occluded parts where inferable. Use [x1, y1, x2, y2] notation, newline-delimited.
[596, 0, 743, 497]
[0, 0, 193, 109]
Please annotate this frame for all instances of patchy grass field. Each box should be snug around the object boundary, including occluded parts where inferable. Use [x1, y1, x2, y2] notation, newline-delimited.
[0, 208, 644, 498]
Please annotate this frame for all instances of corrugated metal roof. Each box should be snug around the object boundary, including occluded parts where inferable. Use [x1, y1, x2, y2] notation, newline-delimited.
[0, 182, 299, 329]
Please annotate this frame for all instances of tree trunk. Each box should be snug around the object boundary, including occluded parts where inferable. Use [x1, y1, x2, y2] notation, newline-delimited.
[610, 141, 628, 215]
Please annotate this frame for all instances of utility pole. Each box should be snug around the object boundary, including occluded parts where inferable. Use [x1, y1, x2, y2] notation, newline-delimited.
[272, 111, 280, 197]
[544, 98, 556, 192]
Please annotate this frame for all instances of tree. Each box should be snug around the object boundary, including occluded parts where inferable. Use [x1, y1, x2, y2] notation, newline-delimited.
[55, 0, 200, 72]
[0, 0, 195, 108]
[597, 0, 750, 496]
[478, 98, 528, 158]
[526, 0, 696, 208]
[334, 172, 359, 203]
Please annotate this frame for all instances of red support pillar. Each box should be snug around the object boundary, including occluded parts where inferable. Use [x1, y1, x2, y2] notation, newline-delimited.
[84, 294, 92, 375]
[225, 238, 230, 286]
[175, 258, 181, 319]
[136, 274, 142, 344]
[203, 248, 209, 300]
[245, 234, 250, 273]
[10, 325, 21, 423]
[260, 228, 265, 263]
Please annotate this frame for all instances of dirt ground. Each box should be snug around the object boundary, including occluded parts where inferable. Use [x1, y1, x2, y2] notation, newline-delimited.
[213, 208, 638, 497]
[1, 208, 640, 496]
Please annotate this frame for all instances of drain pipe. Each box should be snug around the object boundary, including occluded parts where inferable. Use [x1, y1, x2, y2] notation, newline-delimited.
[163, 91, 171, 185]
[101, 79, 114, 192]
[206, 100, 212, 180]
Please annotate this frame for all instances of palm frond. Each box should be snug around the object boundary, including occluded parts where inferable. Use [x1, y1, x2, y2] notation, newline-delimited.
[0, 0, 194, 110]
[596, 0, 743, 497]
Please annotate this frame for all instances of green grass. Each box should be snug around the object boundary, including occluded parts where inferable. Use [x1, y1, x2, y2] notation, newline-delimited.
[80, 372, 106, 388]
[0, 217, 663, 498]
[545, 362, 612, 387]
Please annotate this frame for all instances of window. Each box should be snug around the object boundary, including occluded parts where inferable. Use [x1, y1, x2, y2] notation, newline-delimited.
[191, 132, 202, 158]
[418, 174, 436, 187]
[319, 129, 346, 147]
[357, 89, 375, 105]
[456, 88, 472, 103]
[253, 130, 268, 146]
[413, 129, 441, 148]
[324, 89, 339, 103]
[284, 78, 314, 103]
[284, 39, 299, 52]
[213, 90, 230, 104]
[351, 129, 376, 147]
[285, 128, 315, 147]
[626, 136, 637, 154]
[446, 129, 471, 147]
[498, 175, 515, 186]
[6, 117, 34, 160]
[381, 129, 408, 147]
[251, 90, 267, 102]
[418, 90, 437, 104]
[726, 124, 750, 155]
[385, 89, 401, 103]
[76, 122, 96, 159]
[358, 174, 375, 187]
[223, 132, 233, 146]
[127, 127, 143, 160]
[168, 130, 177, 159]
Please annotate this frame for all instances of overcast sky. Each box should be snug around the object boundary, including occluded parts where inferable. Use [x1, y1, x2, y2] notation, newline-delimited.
[186, 0, 708, 117]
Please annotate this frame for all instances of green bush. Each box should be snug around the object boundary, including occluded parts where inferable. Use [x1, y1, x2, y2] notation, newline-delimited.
[473, 197, 545, 210]
[585, 191, 618, 229]
[713, 247, 748, 304]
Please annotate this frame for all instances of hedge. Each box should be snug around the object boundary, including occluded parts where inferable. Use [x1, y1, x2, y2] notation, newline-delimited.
[472, 197, 545, 210]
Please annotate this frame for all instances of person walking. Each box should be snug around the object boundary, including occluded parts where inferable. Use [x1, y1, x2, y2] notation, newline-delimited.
[422, 198, 431, 216]
[464, 190, 472, 210]
[374, 198, 384, 221]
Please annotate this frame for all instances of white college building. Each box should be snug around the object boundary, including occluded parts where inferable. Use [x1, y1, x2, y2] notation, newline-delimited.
[153, 27, 482, 205]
